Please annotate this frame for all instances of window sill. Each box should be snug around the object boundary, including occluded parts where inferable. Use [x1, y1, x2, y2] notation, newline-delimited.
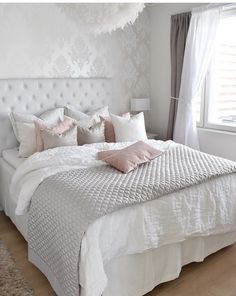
[197, 127, 236, 136]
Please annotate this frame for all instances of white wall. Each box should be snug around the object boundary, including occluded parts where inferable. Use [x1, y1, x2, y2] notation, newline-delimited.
[1, 3, 235, 161]
[0, 4, 150, 114]
[149, 3, 236, 161]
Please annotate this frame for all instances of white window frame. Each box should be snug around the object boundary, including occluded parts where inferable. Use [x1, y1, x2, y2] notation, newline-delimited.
[196, 80, 206, 128]
[204, 74, 236, 133]
[197, 10, 236, 134]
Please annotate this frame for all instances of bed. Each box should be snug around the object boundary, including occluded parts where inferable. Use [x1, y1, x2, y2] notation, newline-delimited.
[0, 78, 236, 296]
[0, 77, 112, 242]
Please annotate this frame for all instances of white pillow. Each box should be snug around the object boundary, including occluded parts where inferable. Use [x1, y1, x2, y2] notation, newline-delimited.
[77, 121, 105, 145]
[10, 108, 64, 141]
[39, 108, 64, 126]
[75, 116, 98, 130]
[9, 113, 37, 142]
[41, 125, 78, 150]
[9, 108, 64, 157]
[66, 106, 90, 121]
[66, 105, 109, 122]
[111, 112, 147, 142]
[87, 106, 109, 117]
[17, 122, 37, 157]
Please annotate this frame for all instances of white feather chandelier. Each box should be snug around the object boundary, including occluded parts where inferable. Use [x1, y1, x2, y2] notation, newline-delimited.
[59, 3, 145, 35]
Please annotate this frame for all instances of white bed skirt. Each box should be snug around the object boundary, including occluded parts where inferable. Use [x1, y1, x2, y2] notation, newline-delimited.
[0, 158, 28, 240]
[102, 232, 236, 296]
[29, 231, 236, 296]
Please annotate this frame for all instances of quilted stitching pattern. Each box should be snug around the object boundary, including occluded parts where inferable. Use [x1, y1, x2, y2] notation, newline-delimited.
[28, 145, 236, 296]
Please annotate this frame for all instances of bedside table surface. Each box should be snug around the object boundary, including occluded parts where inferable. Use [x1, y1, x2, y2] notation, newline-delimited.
[146, 132, 159, 140]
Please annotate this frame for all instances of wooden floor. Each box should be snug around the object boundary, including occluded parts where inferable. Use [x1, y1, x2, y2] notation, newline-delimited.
[0, 212, 236, 296]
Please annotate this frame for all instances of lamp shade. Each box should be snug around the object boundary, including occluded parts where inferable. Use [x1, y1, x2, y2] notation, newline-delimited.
[131, 98, 150, 112]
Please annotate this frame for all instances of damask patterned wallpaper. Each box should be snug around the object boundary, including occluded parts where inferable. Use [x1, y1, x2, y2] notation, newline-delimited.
[0, 4, 150, 113]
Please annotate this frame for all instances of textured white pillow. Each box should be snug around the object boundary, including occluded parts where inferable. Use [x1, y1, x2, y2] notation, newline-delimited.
[39, 108, 64, 126]
[66, 106, 90, 121]
[77, 121, 105, 145]
[9, 113, 37, 142]
[41, 125, 78, 150]
[17, 122, 37, 157]
[10, 108, 64, 141]
[87, 106, 109, 117]
[111, 112, 147, 142]
[9, 108, 64, 157]
[66, 105, 109, 122]
[75, 116, 97, 130]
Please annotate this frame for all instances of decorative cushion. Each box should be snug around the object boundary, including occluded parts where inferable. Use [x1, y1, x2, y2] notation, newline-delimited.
[41, 125, 78, 150]
[38, 108, 64, 126]
[100, 112, 130, 143]
[9, 114, 36, 142]
[66, 105, 109, 123]
[17, 122, 37, 158]
[110, 112, 147, 142]
[75, 116, 98, 130]
[66, 106, 92, 121]
[35, 116, 75, 152]
[97, 141, 163, 173]
[77, 121, 105, 145]
[10, 108, 64, 142]
[9, 108, 65, 157]
[87, 106, 109, 117]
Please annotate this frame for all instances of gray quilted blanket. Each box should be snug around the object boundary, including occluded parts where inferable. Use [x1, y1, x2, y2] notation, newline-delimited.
[28, 145, 236, 296]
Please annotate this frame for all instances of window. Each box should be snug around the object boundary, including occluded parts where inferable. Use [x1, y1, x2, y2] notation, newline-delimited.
[196, 12, 236, 132]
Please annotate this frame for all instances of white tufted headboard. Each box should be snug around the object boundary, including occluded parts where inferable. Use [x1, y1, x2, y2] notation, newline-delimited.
[0, 78, 112, 154]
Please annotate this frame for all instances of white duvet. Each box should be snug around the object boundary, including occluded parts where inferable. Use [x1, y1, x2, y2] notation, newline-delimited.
[10, 140, 236, 296]
[11, 140, 174, 215]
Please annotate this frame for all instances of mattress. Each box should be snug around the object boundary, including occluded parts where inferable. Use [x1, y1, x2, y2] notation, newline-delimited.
[2, 148, 25, 169]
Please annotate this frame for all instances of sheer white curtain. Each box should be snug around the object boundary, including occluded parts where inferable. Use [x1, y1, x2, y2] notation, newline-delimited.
[173, 6, 221, 149]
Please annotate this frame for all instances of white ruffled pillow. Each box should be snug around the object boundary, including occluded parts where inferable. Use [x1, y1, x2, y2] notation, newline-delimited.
[34, 116, 76, 152]
[16, 122, 38, 158]
[9, 108, 64, 157]
[10, 108, 64, 142]
[77, 121, 105, 145]
[66, 105, 109, 123]
[41, 125, 78, 150]
[110, 112, 147, 142]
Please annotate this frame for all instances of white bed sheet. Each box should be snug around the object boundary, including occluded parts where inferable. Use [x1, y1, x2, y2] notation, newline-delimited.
[79, 173, 236, 296]
[2, 141, 236, 296]
[2, 147, 25, 168]
[9, 140, 236, 296]
[4, 160, 236, 296]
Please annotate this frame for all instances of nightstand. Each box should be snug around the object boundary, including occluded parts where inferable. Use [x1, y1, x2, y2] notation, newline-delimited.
[146, 132, 159, 140]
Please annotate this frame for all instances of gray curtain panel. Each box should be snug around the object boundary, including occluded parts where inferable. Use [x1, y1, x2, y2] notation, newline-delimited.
[167, 12, 191, 140]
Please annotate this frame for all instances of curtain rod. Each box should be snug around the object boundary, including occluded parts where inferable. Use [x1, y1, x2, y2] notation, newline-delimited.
[192, 3, 231, 12]
[222, 3, 236, 10]
[170, 3, 236, 16]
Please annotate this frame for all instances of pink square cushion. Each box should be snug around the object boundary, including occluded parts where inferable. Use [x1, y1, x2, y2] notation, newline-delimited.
[100, 112, 130, 143]
[34, 116, 75, 152]
[97, 141, 163, 173]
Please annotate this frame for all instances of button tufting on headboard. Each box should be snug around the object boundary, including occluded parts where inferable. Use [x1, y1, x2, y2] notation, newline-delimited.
[0, 78, 112, 154]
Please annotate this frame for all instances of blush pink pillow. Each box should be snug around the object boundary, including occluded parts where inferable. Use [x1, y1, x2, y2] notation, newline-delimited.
[100, 112, 130, 143]
[35, 116, 75, 152]
[97, 141, 163, 173]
